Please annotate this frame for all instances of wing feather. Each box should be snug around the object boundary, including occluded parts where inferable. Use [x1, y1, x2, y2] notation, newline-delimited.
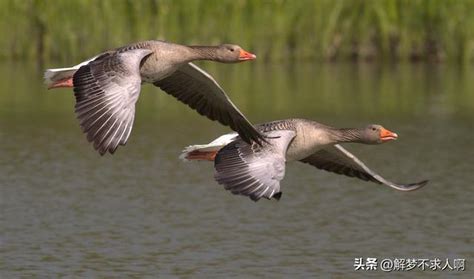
[300, 144, 428, 191]
[214, 130, 296, 201]
[154, 63, 266, 145]
[72, 49, 152, 155]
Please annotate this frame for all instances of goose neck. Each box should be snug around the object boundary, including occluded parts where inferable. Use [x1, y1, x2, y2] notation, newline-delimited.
[328, 128, 364, 144]
[187, 46, 220, 61]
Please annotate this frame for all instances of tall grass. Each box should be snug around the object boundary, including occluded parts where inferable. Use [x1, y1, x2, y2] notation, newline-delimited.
[1, 0, 474, 63]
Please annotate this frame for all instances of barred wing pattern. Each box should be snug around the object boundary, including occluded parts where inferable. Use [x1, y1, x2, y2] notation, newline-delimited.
[72, 49, 153, 155]
[214, 130, 296, 201]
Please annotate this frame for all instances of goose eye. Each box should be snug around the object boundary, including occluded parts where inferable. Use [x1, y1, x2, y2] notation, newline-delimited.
[371, 127, 377, 131]
[229, 48, 235, 52]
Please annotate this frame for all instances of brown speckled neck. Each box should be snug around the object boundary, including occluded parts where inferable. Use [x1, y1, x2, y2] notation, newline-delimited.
[327, 128, 365, 143]
[187, 46, 221, 61]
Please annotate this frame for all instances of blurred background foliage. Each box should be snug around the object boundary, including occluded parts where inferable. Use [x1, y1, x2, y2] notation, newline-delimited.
[2, 0, 474, 64]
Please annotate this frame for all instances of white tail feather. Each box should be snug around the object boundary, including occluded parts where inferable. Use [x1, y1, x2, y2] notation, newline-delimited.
[44, 55, 98, 86]
[179, 133, 238, 161]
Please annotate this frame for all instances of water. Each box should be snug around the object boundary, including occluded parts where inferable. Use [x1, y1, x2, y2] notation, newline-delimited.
[0, 62, 473, 278]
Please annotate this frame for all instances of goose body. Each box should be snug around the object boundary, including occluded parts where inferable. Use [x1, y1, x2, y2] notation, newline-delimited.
[44, 40, 263, 155]
[180, 119, 428, 201]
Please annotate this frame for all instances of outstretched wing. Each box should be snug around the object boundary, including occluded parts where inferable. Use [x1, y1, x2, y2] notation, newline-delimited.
[154, 63, 266, 145]
[73, 49, 153, 155]
[300, 144, 428, 191]
[214, 130, 296, 201]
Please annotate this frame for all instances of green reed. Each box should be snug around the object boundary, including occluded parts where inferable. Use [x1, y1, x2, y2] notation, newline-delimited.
[1, 0, 474, 63]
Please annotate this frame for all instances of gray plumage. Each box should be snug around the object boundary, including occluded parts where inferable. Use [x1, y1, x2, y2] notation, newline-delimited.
[154, 63, 260, 144]
[51, 40, 264, 155]
[73, 49, 152, 155]
[192, 118, 428, 201]
[215, 130, 296, 201]
[300, 144, 428, 191]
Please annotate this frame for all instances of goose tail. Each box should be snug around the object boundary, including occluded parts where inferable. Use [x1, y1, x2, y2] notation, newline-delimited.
[180, 133, 238, 161]
[44, 56, 98, 89]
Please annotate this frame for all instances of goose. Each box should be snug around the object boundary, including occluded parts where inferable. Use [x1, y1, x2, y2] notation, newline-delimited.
[44, 40, 264, 155]
[180, 118, 428, 201]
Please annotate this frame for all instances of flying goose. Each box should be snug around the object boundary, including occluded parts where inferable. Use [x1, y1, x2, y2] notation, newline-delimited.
[44, 40, 264, 155]
[180, 118, 428, 201]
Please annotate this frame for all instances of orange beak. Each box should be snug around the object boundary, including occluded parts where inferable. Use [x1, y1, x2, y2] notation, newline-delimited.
[238, 49, 257, 61]
[380, 128, 398, 142]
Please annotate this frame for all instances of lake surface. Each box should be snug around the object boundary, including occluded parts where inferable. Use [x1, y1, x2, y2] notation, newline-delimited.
[0, 61, 473, 278]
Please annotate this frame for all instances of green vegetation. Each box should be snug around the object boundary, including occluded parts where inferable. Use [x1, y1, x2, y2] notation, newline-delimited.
[2, 0, 474, 63]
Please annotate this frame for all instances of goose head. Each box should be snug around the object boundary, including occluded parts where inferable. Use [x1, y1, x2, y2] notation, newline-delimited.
[361, 124, 398, 144]
[215, 44, 257, 63]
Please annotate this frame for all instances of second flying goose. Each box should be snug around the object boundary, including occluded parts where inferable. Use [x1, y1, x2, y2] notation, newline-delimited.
[181, 119, 428, 201]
